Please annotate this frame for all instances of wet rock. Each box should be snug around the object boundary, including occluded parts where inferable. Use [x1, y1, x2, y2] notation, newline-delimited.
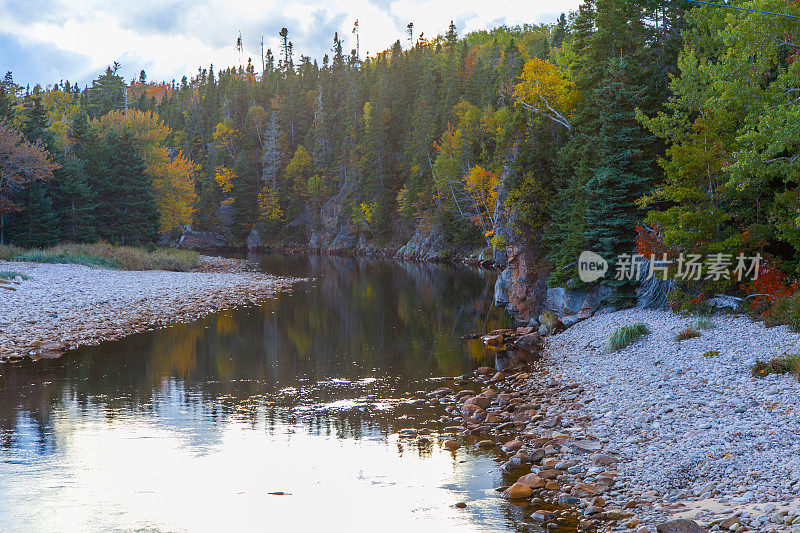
[655, 519, 708, 533]
[502, 439, 524, 453]
[515, 333, 543, 350]
[503, 483, 534, 499]
[443, 440, 460, 451]
[482, 334, 504, 347]
[571, 482, 600, 497]
[476, 440, 495, 449]
[531, 509, 554, 521]
[517, 474, 547, 489]
[558, 494, 580, 505]
[463, 396, 491, 409]
[536, 469, 563, 480]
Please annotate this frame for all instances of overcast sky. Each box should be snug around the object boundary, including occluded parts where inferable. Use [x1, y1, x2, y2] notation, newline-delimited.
[0, 0, 582, 88]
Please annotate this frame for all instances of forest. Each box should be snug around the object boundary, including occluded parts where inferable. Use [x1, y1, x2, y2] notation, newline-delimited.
[3, 0, 800, 309]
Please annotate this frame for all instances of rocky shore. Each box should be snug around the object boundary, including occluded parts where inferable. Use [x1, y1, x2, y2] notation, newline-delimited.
[406, 308, 800, 532]
[0, 256, 302, 362]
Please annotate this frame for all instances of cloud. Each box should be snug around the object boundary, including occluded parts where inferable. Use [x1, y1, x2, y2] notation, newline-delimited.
[0, 0, 582, 87]
[0, 31, 92, 88]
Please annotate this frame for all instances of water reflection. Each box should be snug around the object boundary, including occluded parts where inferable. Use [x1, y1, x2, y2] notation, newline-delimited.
[0, 254, 534, 533]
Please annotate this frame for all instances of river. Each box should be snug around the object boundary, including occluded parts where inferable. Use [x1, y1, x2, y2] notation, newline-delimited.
[0, 254, 553, 532]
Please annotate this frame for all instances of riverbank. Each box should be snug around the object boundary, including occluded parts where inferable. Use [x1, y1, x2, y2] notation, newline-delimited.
[545, 309, 800, 531]
[0, 256, 302, 362]
[432, 308, 800, 532]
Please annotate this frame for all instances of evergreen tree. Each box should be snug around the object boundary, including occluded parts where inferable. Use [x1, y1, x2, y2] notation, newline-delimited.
[583, 58, 654, 301]
[96, 128, 159, 244]
[84, 63, 127, 118]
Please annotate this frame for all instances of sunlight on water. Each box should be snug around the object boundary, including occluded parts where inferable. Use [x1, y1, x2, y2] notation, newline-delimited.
[0, 255, 524, 533]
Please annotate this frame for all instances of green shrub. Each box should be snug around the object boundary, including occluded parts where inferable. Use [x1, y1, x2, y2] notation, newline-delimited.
[607, 323, 651, 352]
[765, 293, 800, 331]
[4, 243, 199, 271]
[751, 354, 800, 380]
[676, 327, 701, 341]
[702, 350, 720, 358]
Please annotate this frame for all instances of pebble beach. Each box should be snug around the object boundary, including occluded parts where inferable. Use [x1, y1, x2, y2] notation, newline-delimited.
[0, 256, 301, 362]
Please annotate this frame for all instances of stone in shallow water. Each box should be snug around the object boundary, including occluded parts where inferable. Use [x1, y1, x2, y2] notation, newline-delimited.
[443, 440, 460, 451]
[502, 482, 534, 499]
[517, 473, 546, 489]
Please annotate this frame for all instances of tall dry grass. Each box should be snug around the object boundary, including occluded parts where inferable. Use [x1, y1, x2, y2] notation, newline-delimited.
[0, 242, 199, 271]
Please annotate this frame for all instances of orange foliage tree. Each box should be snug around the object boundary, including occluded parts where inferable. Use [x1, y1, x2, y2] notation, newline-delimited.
[0, 121, 59, 243]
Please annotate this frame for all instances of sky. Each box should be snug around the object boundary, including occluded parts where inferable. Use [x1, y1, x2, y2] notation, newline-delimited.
[0, 0, 582, 88]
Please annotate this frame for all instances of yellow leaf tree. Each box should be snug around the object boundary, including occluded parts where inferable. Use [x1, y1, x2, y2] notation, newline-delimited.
[93, 110, 197, 231]
[514, 58, 576, 131]
[463, 165, 500, 247]
[42, 89, 79, 154]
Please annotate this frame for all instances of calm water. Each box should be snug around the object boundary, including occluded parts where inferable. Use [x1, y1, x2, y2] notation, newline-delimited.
[0, 254, 550, 533]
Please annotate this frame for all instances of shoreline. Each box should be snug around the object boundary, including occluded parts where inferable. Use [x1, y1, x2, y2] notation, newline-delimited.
[433, 308, 800, 532]
[0, 256, 303, 362]
[187, 243, 500, 269]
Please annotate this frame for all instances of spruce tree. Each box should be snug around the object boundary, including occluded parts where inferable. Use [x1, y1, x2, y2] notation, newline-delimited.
[96, 128, 159, 244]
[583, 58, 655, 302]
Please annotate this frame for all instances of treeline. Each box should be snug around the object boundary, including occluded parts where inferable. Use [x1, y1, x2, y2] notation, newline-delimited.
[3, 0, 800, 308]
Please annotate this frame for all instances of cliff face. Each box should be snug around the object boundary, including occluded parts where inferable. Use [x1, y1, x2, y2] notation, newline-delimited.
[491, 167, 618, 325]
[490, 167, 551, 322]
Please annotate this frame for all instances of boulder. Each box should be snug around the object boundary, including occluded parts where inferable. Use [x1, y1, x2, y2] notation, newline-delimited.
[502, 482, 534, 499]
[517, 474, 546, 489]
[514, 332, 543, 350]
[544, 285, 615, 318]
[706, 294, 740, 310]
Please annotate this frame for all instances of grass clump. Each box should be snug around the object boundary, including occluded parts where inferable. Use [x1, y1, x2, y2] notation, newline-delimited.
[0, 244, 24, 261]
[695, 316, 715, 330]
[606, 323, 651, 352]
[751, 354, 800, 380]
[0, 270, 30, 280]
[702, 350, 720, 358]
[1, 243, 199, 271]
[675, 327, 701, 341]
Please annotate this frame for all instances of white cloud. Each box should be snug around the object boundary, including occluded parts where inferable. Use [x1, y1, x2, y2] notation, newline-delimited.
[0, 0, 582, 86]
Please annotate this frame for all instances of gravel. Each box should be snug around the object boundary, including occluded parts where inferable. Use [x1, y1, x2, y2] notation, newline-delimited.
[544, 308, 800, 529]
[0, 257, 301, 361]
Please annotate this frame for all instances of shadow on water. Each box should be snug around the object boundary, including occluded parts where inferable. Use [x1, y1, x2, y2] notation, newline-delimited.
[0, 254, 569, 532]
